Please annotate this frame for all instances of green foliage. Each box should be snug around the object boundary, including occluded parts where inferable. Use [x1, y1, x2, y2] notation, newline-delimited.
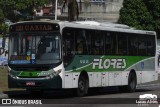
[0, 23, 9, 37]
[62, 0, 79, 21]
[0, 8, 4, 21]
[0, 0, 49, 22]
[118, 0, 154, 31]
[1, 23, 9, 34]
[143, 0, 160, 31]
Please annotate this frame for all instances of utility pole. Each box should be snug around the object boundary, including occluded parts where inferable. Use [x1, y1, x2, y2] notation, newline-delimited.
[55, 0, 58, 20]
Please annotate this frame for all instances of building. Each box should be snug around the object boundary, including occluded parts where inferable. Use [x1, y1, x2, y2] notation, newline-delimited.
[34, 0, 123, 22]
[34, 3, 61, 17]
[62, 0, 124, 22]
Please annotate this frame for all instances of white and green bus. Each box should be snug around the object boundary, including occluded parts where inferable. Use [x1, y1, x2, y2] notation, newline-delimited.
[8, 20, 158, 96]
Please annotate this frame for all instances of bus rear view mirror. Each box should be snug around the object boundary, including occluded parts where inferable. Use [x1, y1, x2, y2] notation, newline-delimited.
[2, 37, 5, 48]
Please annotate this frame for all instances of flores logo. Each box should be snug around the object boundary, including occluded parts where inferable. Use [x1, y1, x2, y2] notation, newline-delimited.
[136, 94, 158, 106]
[92, 58, 126, 69]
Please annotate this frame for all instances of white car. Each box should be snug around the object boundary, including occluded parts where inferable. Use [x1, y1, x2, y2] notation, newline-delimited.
[139, 94, 157, 100]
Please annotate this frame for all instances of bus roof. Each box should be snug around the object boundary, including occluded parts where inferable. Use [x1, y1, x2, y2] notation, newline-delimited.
[11, 20, 156, 35]
[63, 21, 156, 35]
[11, 19, 61, 25]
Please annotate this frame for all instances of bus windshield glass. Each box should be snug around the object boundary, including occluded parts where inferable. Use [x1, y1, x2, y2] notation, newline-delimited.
[9, 32, 61, 65]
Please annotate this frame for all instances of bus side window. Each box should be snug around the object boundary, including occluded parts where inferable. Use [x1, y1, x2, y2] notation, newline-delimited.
[77, 39, 84, 54]
[138, 35, 147, 56]
[128, 35, 138, 56]
[63, 28, 75, 67]
[105, 32, 116, 55]
[147, 41, 153, 56]
[146, 36, 155, 56]
[105, 33, 111, 55]
[76, 29, 90, 55]
[117, 34, 127, 55]
[92, 31, 104, 55]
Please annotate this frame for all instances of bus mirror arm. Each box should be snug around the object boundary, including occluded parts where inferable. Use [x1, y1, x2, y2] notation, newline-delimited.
[2, 37, 5, 48]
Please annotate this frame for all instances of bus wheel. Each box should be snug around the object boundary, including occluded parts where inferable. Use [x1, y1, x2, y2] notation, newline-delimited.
[75, 75, 88, 97]
[127, 72, 137, 92]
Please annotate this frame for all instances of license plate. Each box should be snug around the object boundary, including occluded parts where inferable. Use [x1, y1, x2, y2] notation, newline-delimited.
[26, 82, 35, 86]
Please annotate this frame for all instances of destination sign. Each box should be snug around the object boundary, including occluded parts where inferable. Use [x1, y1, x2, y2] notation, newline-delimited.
[10, 23, 60, 32]
[10, 55, 28, 60]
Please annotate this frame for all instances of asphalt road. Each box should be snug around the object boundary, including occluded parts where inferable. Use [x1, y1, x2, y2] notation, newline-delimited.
[0, 83, 160, 107]
[0, 76, 160, 107]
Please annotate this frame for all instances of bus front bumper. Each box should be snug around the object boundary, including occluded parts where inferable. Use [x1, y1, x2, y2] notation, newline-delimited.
[8, 75, 62, 89]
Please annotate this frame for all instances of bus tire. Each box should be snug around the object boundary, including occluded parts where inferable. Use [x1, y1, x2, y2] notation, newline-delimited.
[75, 75, 88, 97]
[127, 72, 137, 92]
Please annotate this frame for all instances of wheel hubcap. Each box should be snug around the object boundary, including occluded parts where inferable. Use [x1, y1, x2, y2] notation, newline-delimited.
[79, 80, 85, 91]
[130, 78, 135, 89]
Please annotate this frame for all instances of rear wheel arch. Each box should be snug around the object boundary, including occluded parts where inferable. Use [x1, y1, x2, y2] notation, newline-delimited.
[127, 69, 137, 92]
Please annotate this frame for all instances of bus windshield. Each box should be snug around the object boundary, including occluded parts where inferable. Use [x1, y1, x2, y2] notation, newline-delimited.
[9, 32, 61, 65]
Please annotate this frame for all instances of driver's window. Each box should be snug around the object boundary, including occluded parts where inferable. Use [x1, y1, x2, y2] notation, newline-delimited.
[63, 28, 75, 67]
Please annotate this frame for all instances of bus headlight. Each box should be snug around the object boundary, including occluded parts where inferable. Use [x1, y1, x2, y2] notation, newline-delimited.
[9, 72, 17, 79]
[7, 66, 11, 71]
[45, 72, 55, 79]
[45, 69, 61, 79]
[55, 69, 62, 76]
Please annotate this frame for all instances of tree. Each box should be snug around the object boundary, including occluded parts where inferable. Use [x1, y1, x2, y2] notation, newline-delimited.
[118, 0, 154, 30]
[62, 0, 79, 21]
[0, 23, 9, 35]
[0, 8, 4, 21]
[0, 0, 50, 22]
[143, 0, 160, 36]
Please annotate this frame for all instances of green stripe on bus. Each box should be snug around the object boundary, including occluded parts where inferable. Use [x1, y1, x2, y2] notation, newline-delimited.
[19, 71, 41, 77]
[65, 55, 151, 72]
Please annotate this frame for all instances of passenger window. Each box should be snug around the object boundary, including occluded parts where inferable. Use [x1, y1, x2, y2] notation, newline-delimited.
[75, 29, 90, 55]
[105, 32, 116, 55]
[117, 34, 128, 55]
[91, 31, 104, 55]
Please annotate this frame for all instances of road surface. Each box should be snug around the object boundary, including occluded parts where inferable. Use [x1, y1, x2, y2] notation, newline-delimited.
[0, 82, 160, 107]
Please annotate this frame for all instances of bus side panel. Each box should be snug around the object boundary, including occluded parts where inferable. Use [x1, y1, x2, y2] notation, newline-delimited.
[141, 57, 156, 83]
[142, 71, 155, 83]
[155, 55, 159, 81]
[108, 72, 122, 86]
[105, 72, 109, 86]
[88, 72, 93, 87]
[135, 71, 142, 84]
[101, 72, 108, 86]
[64, 72, 80, 88]
[114, 72, 122, 86]
[93, 72, 101, 87]
[64, 73, 73, 88]
[72, 73, 79, 88]
[108, 72, 114, 86]
[121, 71, 129, 85]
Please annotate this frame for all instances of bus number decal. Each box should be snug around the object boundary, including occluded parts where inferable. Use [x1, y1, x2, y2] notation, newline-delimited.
[92, 58, 126, 69]
[80, 60, 89, 64]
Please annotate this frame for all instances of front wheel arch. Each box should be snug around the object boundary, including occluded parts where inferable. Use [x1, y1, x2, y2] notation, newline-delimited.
[75, 71, 89, 97]
[119, 70, 137, 92]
